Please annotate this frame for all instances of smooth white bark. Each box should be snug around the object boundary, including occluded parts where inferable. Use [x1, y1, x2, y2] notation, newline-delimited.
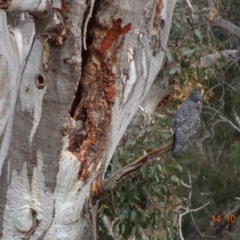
[104, 0, 177, 174]
[8, 0, 46, 12]
[0, 11, 34, 172]
[0, 0, 177, 239]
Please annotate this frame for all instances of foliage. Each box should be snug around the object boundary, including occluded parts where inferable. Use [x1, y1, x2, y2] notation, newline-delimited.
[97, 0, 240, 239]
[168, 0, 240, 239]
[97, 112, 184, 239]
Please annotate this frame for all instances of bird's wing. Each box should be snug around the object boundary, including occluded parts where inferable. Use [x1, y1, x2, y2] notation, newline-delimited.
[173, 104, 200, 143]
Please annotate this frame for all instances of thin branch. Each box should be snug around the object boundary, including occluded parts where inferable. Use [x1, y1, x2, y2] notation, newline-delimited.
[219, 79, 240, 95]
[101, 142, 172, 191]
[102, 215, 115, 238]
[225, 56, 240, 72]
[167, 182, 183, 205]
[184, 0, 195, 19]
[199, 50, 240, 69]
[193, 8, 212, 14]
[84, 197, 97, 240]
[219, 115, 240, 133]
[177, 174, 210, 240]
[149, 195, 186, 211]
[178, 202, 210, 240]
[206, 0, 240, 40]
[233, 110, 240, 127]
[190, 213, 216, 238]
[187, 174, 192, 211]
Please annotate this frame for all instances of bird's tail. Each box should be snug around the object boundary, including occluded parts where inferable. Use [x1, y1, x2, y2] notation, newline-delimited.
[172, 135, 183, 158]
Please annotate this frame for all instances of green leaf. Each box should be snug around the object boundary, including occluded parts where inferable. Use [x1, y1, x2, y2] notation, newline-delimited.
[120, 194, 125, 203]
[132, 226, 136, 235]
[119, 150, 131, 160]
[116, 191, 120, 198]
[192, 4, 199, 11]
[169, 164, 183, 172]
[124, 139, 132, 148]
[180, 47, 194, 56]
[130, 209, 137, 221]
[166, 50, 174, 61]
[203, 57, 212, 67]
[219, 54, 228, 66]
[171, 175, 180, 184]
[194, 29, 202, 40]
[146, 126, 152, 132]
[180, 180, 191, 188]
[199, 69, 206, 81]
[154, 173, 160, 182]
[169, 66, 177, 75]
[121, 223, 125, 235]
[119, 214, 125, 223]
[157, 164, 162, 172]
[175, 164, 183, 172]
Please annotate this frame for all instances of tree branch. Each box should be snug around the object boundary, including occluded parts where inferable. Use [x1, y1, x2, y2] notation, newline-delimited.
[219, 115, 240, 133]
[206, 0, 240, 40]
[233, 110, 240, 127]
[184, 0, 194, 19]
[190, 212, 215, 238]
[0, 0, 46, 12]
[199, 50, 240, 69]
[177, 174, 210, 240]
[101, 142, 172, 191]
[84, 197, 97, 240]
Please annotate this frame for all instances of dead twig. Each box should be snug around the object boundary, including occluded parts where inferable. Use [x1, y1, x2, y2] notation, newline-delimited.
[177, 174, 210, 240]
[101, 142, 172, 191]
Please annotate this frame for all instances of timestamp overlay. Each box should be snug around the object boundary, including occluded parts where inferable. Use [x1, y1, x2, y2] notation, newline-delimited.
[212, 215, 236, 223]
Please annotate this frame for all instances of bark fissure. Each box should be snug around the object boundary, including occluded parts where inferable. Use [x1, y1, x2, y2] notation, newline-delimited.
[69, 0, 99, 118]
[68, 2, 132, 182]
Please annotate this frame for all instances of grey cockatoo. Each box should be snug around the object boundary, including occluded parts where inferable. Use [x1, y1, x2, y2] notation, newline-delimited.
[172, 89, 202, 158]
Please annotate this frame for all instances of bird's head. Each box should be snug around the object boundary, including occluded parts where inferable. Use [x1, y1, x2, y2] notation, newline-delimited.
[188, 89, 202, 104]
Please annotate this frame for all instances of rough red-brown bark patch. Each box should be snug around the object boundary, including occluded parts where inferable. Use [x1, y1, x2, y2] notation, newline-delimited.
[61, 0, 67, 13]
[151, 0, 164, 55]
[99, 18, 131, 56]
[92, 178, 101, 197]
[68, 10, 132, 182]
[154, 0, 164, 27]
[0, 0, 11, 9]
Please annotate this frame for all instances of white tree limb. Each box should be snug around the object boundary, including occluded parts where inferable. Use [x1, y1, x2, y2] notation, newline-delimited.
[219, 115, 240, 133]
[184, 0, 194, 19]
[199, 50, 240, 69]
[178, 174, 210, 240]
[3, 0, 47, 12]
[0, 10, 35, 172]
[206, 0, 240, 40]
[233, 110, 240, 127]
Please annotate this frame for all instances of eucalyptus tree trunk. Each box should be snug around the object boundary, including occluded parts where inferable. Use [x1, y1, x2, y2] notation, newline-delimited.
[0, 0, 176, 239]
